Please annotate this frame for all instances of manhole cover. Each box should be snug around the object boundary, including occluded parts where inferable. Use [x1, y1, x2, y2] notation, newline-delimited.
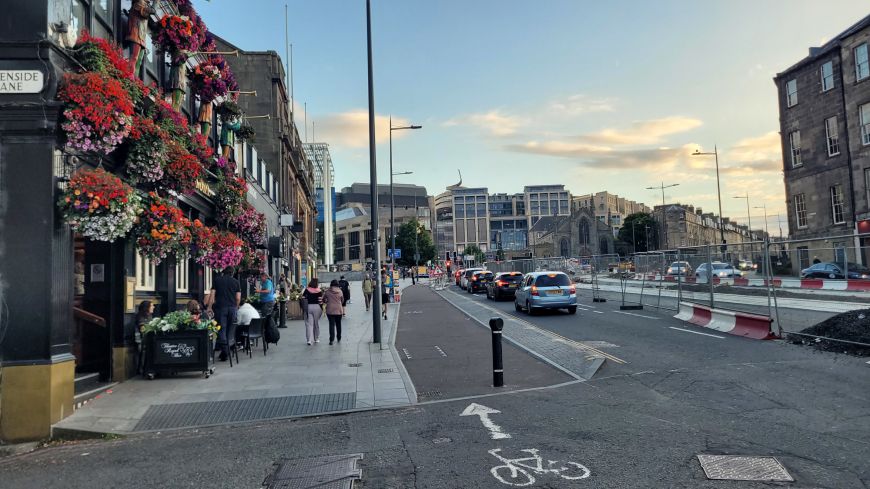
[377, 368, 394, 373]
[348, 363, 362, 367]
[697, 455, 793, 482]
[264, 453, 363, 489]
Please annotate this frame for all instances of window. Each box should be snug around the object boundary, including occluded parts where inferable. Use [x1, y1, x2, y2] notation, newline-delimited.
[786, 79, 798, 107]
[866, 168, 870, 211]
[825, 116, 840, 156]
[820, 61, 834, 91]
[789, 130, 802, 167]
[830, 184, 846, 224]
[856, 43, 869, 81]
[203, 266, 213, 294]
[135, 251, 156, 291]
[794, 193, 808, 229]
[176, 257, 189, 293]
[797, 247, 810, 270]
[860, 103, 870, 145]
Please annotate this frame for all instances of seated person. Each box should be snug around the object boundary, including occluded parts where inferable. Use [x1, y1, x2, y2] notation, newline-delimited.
[187, 300, 202, 323]
[237, 299, 260, 327]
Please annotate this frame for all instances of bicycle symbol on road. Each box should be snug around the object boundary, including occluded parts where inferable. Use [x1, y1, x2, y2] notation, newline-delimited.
[488, 448, 590, 486]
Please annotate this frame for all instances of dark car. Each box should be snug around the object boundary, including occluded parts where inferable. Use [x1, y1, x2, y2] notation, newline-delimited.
[801, 262, 870, 279]
[455, 268, 465, 286]
[486, 272, 524, 300]
[467, 270, 494, 293]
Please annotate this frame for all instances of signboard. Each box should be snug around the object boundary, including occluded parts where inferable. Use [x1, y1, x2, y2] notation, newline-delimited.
[156, 340, 199, 364]
[300, 261, 308, 287]
[0, 70, 43, 93]
[388, 248, 402, 259]
[144, 330, 211, 375]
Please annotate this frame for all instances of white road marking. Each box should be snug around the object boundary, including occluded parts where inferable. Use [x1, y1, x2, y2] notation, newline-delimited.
[668, 326, 725, 339]
[402, 348, 413, 359]
[613, 311, 659, 319]
[591, 310, 605, 314]
[460, 403, 511, 439]
[434, 345, 448, 357]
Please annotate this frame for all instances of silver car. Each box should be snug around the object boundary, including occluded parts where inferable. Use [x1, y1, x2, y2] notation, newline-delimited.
[695, 262, 743, 279]
[514, 271, 577, 315]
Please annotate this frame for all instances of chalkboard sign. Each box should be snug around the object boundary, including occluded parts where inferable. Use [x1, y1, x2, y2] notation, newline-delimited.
[144, 330, 212, 377]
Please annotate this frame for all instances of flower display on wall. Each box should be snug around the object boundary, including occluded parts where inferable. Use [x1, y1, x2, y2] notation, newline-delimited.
[235, 123, 256, 143]
[188, 219, 213, 260]
[161, 141, 202, 194]
[58, 72, 135, 154]
[155, 15, 200, 61]
[216, 100, 242, 124]
[135, 192, 191, 264]
[215, 174, 247, 221]
[126, 116, 168, 182]
[187, 132, 215, 168]
[239, 244, 267, 275]
[230, 204, 267, 246]
[58, 168, 142, 242]
[199, 229, 244, 269]
[72, 31, 151, 107]
[152, 97, 190, 142]
[190, 61, 227, 103]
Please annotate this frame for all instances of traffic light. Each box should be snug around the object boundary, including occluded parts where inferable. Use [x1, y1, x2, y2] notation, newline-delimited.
[445, 251, 450, 262]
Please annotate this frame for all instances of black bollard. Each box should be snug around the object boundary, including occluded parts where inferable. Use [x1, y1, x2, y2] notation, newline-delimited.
[489, 317, 504, 387]
[278, 299, 287, 328]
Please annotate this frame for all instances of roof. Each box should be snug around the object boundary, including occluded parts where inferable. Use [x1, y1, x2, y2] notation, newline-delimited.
[529, 216, 560, 233]
[775, 14, 870, 78]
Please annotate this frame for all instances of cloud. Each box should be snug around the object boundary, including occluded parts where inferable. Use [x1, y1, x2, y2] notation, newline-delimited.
[548, 94, 616, 116]
[506, 141, 697, 171]
[579, 117, 703, 145]
[313, 110, 412, 148]
[443, 110, 523, 137]
[719, 131, 783, 175]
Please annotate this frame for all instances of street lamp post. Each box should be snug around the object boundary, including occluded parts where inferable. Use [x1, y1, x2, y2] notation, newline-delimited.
[692, 146, 726, 257]
[646, 182, 679, 250]
[365, 0, 382, 343]
[388, 117, 421, 297]
[753, 205, 769, 235]
[733, 193, 752, 239]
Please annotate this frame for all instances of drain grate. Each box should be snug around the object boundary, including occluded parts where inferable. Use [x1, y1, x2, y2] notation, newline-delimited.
[134, 392, 356, 431]
[263, 453, 363, 489]
[377, 368, 394, 373]
[697, 455, 793, 482]
[417, 389, 442, 399]
[348, 363, 363, 367]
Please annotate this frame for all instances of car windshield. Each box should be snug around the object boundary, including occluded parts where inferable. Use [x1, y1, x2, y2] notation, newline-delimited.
[670, 263, 686, 268]
[712, 264, 730, 270]
[535, 274, 570, 287]
[500, 274, 523, 283]
[478, 272, 493, 280]
[464, 270, 480, 277]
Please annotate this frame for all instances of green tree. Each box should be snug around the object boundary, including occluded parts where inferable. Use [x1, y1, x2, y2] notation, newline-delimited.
[462, 244, 486, 264]
[393, 219, 436, 266]
[618, 212, 659, 252]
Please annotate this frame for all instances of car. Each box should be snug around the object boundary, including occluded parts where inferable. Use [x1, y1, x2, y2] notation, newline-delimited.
[486, 272, 524, 300]
[737, 258, 757, 271]
[460, 267, 484, 289]
[454, 268, 465, 286]
[666, 261, 692, 276]
[695, 262, 743, 279]
[514, 271, 577, 315]
[800, 262, 870, 279]
[467, 270, 494, 293]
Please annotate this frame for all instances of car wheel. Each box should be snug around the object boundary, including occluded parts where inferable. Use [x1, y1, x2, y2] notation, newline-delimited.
[829, 273, 836, 279]
[568, 306, 577, 315]
[515, 301, 522, 312]
[527, 302, 537, 315]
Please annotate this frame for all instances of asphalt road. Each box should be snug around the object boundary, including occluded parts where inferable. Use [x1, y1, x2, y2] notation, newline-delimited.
[1, 284, 868, 488]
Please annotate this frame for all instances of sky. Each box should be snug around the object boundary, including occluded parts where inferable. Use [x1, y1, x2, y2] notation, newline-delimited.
[197, 0, 870, 235]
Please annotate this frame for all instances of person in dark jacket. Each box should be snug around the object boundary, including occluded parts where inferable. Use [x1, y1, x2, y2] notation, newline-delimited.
[324, 280, 345, 345]
[338, 275, 351, 305]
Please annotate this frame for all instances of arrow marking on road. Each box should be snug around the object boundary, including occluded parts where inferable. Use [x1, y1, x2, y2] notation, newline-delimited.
[461, 403, 511, 439]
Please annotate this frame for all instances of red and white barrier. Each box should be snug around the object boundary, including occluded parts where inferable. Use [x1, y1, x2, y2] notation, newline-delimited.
[674, 302, 777, 340]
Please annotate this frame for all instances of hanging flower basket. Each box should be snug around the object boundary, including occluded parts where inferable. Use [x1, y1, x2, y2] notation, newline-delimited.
[161, 141, 202, 194]
[239, 244, 267, 275]
[134, 192, 191, 264]
[199, 229, 244, 269]
[190, 60, 227, 103]
[230, 203, 267, 246]
[58, 168, 142, 242]
[215, 174, 247, 222]
[188, 219, 213, 261]
[152, 97, 190, 142]
[58, 72, 135, 155]
[187, 132, 215, 168]
[217, 100, 242, 124]
[155, 15, 200, 62]
[235, 124, 256, 143]
[71, 30, 151, 106]
[126, 116, 168, 183]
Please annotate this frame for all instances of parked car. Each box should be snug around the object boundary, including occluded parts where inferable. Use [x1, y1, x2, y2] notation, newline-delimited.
[454, 268, 465, 286]
[695, 262, 743, 279]
[666, 261, 692, 276]
[486, 272, 524, 300]
[467, 270, 494, 293]
[460, 268, 484, 289]
[514, 271, 577, 315]
[800, 262, 870, 279]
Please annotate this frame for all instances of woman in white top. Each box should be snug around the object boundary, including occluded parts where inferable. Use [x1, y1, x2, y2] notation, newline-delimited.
[237, 300, 260, 326]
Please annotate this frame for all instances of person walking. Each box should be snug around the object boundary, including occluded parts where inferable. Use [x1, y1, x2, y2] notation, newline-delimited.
[338, 275, 351, 305]
[324, 280, 345, 345]
[381, 270, 391, 320]
[206, 268, 241, 361]
[411, 267, 416, 285]
[361, 274, 374, 311]
[302, 278, 324, 345]
[134, 300, 154, 375]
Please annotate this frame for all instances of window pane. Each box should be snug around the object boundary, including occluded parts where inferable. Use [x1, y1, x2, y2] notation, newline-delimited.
[95, 0, 112, 20]
[861, 103, 870, 145]
[821, 61, 834, 91]
[786, 79, 798, 106]
[70, 0, 88, 35]
[856, 44, 869, 80]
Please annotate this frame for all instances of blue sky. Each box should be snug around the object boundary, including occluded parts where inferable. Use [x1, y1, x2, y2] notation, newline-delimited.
[197, 1, 870, 233]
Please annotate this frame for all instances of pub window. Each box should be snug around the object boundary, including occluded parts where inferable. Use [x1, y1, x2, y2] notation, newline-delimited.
[70, 0, 89, 37]
[203, 265, 213, 294]
[176, 257, 189, 293]
[135, 251, 156, 291]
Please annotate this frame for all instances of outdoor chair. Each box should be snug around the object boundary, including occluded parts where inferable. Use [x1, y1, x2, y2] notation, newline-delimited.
[240, 317, 266, 357]
[214, 320, 240, 367]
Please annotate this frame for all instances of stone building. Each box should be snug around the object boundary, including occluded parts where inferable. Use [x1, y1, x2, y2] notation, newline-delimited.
[572, 191, 651, 237]
[533, 208, 615, 258]
[774, 14, 870, 270]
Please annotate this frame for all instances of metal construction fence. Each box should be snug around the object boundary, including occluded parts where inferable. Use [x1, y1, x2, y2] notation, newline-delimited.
[479, 232, 870, 340]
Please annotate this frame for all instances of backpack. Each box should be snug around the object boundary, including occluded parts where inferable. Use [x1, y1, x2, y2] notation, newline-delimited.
[264, 312, 280, 344]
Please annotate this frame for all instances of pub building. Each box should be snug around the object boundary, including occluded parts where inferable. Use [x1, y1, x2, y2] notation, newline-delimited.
[0, 0, 299, 442]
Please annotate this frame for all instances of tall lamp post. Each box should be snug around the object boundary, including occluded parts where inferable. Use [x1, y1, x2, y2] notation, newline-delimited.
[692, 147, 726, 257]
[733, 193, 752, 241]
[365, 0, 382, 343]
[389, 117, 421, 296]
[753, 205, 769, 235]
[646, 182, 679, 250]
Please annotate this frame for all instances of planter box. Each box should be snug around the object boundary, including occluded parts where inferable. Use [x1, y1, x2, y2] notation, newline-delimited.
[143, 329, 214, 379]
[286, 300, 303, 320]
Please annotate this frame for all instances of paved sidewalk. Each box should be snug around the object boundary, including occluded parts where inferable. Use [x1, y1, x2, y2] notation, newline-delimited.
[53, 280, 416, 435]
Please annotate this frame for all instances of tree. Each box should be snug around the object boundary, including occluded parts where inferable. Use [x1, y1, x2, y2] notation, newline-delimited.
[393, 218, 436, 267]
[618, 212, 659, 252]
[462, 244, 486, 265]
